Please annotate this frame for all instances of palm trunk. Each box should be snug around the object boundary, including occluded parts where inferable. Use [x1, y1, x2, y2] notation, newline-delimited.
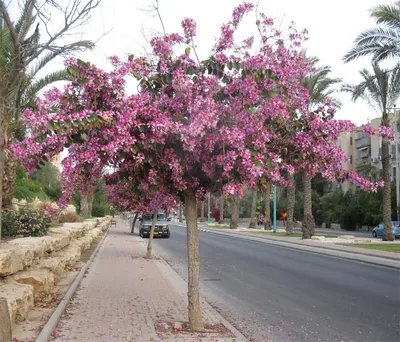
[286, 174, 295, 234]
[184, 189, 204, 331]
[179, 203, 183, 222]
[131, 213, 138, 234]
[302, 173, 316, 239]
[2, 151, 17, 210]
[0, 96, 5, 241]
[218, 196, 224, 224]
[264, 185, 272, 230]
[230, 196, 240, 229]
[80, 193, 93, 216]
[382, 137, 394, 241]
[200, 201, 205, 222]
[146, 213, 157, 259]
[249, 191, 257, 228]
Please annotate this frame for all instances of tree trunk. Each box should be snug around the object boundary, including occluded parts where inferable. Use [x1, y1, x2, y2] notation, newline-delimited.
[80, 192, 93, 217]
[249, 191, 257, 228]
[131, 213, 138, 234]
[146, 213, 157, 259]
[264, 185, 272, 230]
[230, 196, 240, 229]
[200, 201, 205, 222]
[2, 151, 17, 210]
[184, 189, 204, 331]
[88, 191, 93, 216]
[286, 173, 295, 234]
[302, 173, 316, 239]
[218, 196, 224, 224]
[80, 195, 90, 216]
[382, 137, 394, 241]
[0, 96, 5, 241]
[179, 203, 183, 223]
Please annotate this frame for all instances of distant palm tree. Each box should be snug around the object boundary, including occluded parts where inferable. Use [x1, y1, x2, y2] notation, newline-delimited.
[248, 191, 257, 228]
[343, 1, 400, 62]
[300, 54, 342, 239]
[342, 63, 400, 240]
[0, 1, 94, 208]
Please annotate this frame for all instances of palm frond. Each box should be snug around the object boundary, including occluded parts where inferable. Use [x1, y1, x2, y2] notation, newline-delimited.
[371, 2, 400, 30]
[343, 26, 400, 62]
[15, 0, 36, 40]
[22, 69, 73, 108]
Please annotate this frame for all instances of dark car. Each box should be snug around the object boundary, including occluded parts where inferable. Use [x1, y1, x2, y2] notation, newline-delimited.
[139, 213, 170, 238]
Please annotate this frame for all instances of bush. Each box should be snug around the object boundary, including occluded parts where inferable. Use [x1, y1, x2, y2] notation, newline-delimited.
[92, 205, 107, 217]
[58, 212, 79, 223]
[14, 209, 51, 237]
[2, 211, 18, 237]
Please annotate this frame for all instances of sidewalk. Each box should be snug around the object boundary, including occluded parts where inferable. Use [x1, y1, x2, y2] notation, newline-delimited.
[50, 218, 244, 342]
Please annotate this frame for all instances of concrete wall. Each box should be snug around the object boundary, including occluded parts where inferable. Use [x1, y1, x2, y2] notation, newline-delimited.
[0, 217, 110, 325]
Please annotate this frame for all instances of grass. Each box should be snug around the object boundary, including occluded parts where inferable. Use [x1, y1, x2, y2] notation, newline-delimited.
[79, 215, 93, 222]
[338, 243, 400, 253]
[254, 232, 338, 238]
[204, 224, 230, 229]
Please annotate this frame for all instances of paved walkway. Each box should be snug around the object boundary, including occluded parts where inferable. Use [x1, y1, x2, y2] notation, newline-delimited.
[51, 219, 242, 342]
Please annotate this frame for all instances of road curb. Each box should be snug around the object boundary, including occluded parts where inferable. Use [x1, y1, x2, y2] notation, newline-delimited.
[36, 226, 110, 342]
[153, 251, 249, 342]
[173, 223, 400, 269]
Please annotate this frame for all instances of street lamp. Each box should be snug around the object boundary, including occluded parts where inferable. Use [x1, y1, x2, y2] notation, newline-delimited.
[207, 192, 211, 223]
[273, 185, 277, 232]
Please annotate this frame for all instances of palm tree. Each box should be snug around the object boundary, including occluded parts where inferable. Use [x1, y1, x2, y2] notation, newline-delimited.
[0, 1, 95, 210]
[263, 185, 272, 230]
[344, 1, 400, 62]
[342, 63, 400, 241]
[229, 196, 240, 229]
[248, 191, 257, 228]
[286, 173, 296, 234]
[300, 54, 342, 238]
[218, 195, 224, 224]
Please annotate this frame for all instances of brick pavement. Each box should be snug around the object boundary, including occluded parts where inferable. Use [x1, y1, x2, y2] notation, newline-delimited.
[51, 219, 242, 342]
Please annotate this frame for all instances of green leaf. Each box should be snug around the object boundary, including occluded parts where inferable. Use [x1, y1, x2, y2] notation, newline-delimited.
[185, 47, 191, 56]
[81, 133, 88, 141]
[47, 121, 55, 132]
[172, 115, 186, 122]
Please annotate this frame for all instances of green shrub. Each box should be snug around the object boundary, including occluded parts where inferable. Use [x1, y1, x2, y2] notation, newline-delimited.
[58, 212, 79, 223]
[2, 211, 18, 237]
[14, 209, 51, 237]
[92, 205, 108, 217]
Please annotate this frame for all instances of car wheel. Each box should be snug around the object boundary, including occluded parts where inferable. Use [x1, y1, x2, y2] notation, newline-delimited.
[140, 230, 144, 238]
[165, 232, 170, 239]
[372, 231, 377, 238]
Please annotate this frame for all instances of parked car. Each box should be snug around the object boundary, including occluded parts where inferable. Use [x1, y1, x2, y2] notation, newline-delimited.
[372, 221, 400, 238]
[139, 213, 170, 238]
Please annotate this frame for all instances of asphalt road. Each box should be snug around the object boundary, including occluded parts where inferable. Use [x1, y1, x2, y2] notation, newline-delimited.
[152, 224, 400, 342]
[237, 223, 371, 237]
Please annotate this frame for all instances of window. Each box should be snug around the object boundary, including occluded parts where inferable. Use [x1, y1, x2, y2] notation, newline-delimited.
[393, 167, 397, 178]
[350, 137, 353, 146]
[350, 155, 353, 164]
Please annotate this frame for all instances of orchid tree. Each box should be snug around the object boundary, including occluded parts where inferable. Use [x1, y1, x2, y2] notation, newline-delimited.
[11, 2, 383, 330]
[105, 175, 176, 258]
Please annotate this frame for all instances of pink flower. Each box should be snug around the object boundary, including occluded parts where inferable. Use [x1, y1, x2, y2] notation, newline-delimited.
[181, 18, 197, 39]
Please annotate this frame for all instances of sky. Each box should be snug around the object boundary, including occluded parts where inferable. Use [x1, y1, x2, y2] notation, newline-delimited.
[34, 0, 398, 125]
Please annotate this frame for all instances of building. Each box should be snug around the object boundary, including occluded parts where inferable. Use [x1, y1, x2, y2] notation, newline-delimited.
[51, 154, 61, 171]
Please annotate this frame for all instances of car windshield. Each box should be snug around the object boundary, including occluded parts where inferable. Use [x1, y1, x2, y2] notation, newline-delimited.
[143, 213, 166, 222]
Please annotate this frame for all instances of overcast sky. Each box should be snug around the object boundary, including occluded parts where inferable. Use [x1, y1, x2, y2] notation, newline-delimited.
[70, 0, 396, 124]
